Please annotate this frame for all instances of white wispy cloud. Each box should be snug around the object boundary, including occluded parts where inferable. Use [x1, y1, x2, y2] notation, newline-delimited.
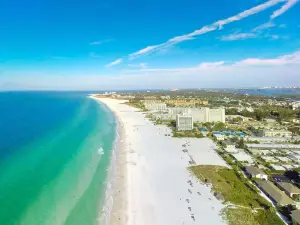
[221, 33, 257, 41]
[125, 51, 300, 73]
[124, 61, 226, 73]
[252, 21, 276, 31]
[236, 51, 300, 66]
[126, 0, 284, 60]
[105, 58, 123, 67]
[271, 0, 299, 19]
[129, 46, 158, 59]
[128, 63, 148, 69]
[266, 34, 280, 39]
[221, 21, 279, 41]
[90, 39, 113, 45]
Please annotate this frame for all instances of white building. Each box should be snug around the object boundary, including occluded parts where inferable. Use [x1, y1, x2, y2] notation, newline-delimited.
[246, 143, 300, 149]
[258, 129, 292, 137]
[176, 113, 193, 131]
[170, 107, 192, 116]
[237, 106, 254, 113]
[244, 166, 268, 180]
[245, 136, 291, 143]
[213, 133, 225, 141]
[270, 164, 287, 171]
[223, 140, 235, 149]
[165, 107, 225, 123]
[292, 102, 300, 110]
[145, 103, 167, 112]
[261, 156, 279, 163]
[231, 151, 254, 164]
[289, 153, 300, 163]
[210, 108, 226, 123]
[191, 108, 209, 122]
[190, 107, 225, 123]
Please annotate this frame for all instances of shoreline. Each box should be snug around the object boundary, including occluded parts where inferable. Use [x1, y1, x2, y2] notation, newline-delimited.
[91, 96, 228, 225]
[90, 96, 129, 225]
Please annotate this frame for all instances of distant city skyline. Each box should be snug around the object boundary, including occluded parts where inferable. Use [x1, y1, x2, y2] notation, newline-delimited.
[0, 0, 299, 90]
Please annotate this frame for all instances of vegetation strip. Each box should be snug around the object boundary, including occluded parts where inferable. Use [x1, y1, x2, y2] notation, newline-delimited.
[190, 165, 285, 225]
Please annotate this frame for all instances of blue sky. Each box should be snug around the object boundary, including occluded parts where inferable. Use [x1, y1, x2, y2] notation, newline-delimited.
[0, 0, 300, 90]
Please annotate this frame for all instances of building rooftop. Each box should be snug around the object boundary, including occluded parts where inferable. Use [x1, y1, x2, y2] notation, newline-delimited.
[245, 137, 291, 142]
[244, 166, 266, 175]
[261, 156, 279, 162]
[272, 175, 291, 183]
[291, 209, 300, 224]
[282, 164, 294, 170]
[270, 164, 286, 171]
[224, 148, 240, 153]
[255, 180, 294, 206]
[223, 140, 234, 145]
[277, 182, 300, 194]
[276, 156, 291, 162]
[231, 151, 254, 163]
[246, 143, 300, 149]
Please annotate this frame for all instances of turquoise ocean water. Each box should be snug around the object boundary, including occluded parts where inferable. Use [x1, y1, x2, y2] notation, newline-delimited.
[0, 92, 116, 225]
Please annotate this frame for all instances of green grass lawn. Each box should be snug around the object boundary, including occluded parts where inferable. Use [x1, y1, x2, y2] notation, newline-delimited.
[223, 207, 285, 225]
[190, 165, 285, 225]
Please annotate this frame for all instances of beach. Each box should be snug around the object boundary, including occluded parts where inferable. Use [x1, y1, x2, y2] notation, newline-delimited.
[93, 97, 229, 225]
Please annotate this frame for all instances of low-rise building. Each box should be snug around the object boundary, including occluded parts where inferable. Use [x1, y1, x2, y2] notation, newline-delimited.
[272, 175, 291, 183]
[270, 164, 286, 171]
[213, 133, 225, 141]
[261, 156, 279, 163]
[224, 148, 240, 154]
[293, 119, 300, 124]
[245, 136, 291, 143]
[152, 113, 173, 121]
[255, 180, 294, 206]
[176, 113, 193, 131]
[244, 166, 268, 180]
[276, 182, 300, 199]
[222, 140, 235, 149]
[291, 209, 300, 225]
[292, 102, 300, 110]
[231, 151, 254, 164]
[276, 156, 292, 163]
[246, 143, 300, 149]
[282, 164, 295, 170]
[258, 129, 292, 138]
[160, 95, 170, 100]
[144, 103, 167, 112]
[289, 153, 300, 163]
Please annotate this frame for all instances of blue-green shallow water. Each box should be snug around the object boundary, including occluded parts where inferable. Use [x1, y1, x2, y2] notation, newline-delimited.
[0, 92, 116, 225]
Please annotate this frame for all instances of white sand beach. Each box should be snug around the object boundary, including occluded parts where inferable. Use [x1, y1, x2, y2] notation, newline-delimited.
[92, 97, 228, 225]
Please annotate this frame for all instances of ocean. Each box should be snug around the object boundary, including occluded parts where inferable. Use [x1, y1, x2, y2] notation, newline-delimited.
[0, 92, 116, 225]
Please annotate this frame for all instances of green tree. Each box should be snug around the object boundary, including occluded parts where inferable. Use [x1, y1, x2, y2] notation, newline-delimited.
[232, 117, 243, 123]
[255, 110, 265, 121]
[213, 122, 226, 131]
[237, 138, 245, 149]
[226, 108, 238, 115]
